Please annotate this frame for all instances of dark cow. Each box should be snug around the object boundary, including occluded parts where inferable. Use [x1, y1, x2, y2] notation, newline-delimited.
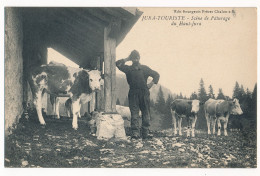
[170, 99, 200, 137]
[28, 61, 103, 130]
[204, 98, 243, 136]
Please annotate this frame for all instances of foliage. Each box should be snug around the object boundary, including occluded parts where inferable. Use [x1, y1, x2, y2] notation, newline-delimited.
[208, 85, 215, 99]
[198, 78, 208, 103]
[155, 86, 167, 113]
[190, 92, 198, 100]
[217, 88, 226, 100]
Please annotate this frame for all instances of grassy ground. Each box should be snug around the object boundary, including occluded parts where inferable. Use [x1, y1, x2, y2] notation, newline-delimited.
[5, 115, 257, 168]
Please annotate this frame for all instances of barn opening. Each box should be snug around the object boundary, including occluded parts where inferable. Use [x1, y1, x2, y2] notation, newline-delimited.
[5, 7, 143, 135]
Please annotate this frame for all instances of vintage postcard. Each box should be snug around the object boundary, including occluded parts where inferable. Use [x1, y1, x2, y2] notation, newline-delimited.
[1, 1, 259, 176]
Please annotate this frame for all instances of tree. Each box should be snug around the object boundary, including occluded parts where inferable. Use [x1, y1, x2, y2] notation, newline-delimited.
[155, 86, 166, 113]
[217, 88, 225, 100]
[208, 85, 215, 99]
[239, 85, 246, 102]
[198, 78, 208, 103]
[233, 81, 240, 99]
[251, 84, 257, 120]
[252, 84, 257, 111]
[190, 92, 198, 100]
[178, 92, 183, 99]
[116, 98, 121, 105]
[166, 94, 174, 107]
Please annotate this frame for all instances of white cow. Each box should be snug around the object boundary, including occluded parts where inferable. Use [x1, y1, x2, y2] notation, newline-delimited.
[170, 99, 200, 137]
[204, 98, 243, 136]
[28, 61, 103, 130]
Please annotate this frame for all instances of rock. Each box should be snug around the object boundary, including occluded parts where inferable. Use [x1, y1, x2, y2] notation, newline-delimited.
[172, 143, 185, 148]
[139, 150, 150, 154]
[113, 157, 127, 164]
[223, 160, 228, 166]
[151, 151, 157, 155]
[154, 138, 163, 146]
[21, 160, 29, 167]
[136, 142, 143, 149]
[119, 144, 126, 148]
[163, 161, 170, 165]
[178, 148, 185, 152]
[198, 153, 203, 158]
[96, 114, 127, 140]
[5, 158, 10, 163]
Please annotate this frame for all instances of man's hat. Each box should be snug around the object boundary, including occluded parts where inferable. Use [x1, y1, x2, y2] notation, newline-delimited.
[129, 50, 140, 59]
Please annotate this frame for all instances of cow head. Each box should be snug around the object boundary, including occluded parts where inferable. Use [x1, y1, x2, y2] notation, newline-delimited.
[230, 98, 243, 115]
[191, 100, 200, 113]
[87, 70, 103, 91]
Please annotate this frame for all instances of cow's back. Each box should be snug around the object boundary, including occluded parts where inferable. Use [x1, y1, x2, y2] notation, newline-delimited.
[205, 99, 228, 116]
[171, 99, 192, 116]
[216, 101, 230, 116]
[29, 64, 79, 95]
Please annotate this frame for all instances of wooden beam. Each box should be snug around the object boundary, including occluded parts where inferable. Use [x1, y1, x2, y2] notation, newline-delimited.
[95, 55, 105, 111]
[108, 18, 122, 39]
[120, 7, 137, 16]
[104, 26, 116, 113]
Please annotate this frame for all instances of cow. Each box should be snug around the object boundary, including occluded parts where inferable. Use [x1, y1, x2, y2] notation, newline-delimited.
[204, 98, 243, 136]
[170, 99, 200, 137]
[28, 61, 103, 130]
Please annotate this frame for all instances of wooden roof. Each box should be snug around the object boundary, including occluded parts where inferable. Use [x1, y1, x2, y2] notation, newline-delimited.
[21, 7, 143, 68]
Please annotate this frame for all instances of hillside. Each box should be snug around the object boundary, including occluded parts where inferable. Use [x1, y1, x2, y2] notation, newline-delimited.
[116, 74, 174, 104]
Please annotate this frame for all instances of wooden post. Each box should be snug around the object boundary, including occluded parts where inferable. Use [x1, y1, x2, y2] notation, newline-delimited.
[90, 92, 96, 112]
[104, 26, 116, 113]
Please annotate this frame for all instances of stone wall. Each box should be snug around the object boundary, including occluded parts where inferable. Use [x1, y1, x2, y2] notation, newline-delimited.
[5, 8, 24, 135]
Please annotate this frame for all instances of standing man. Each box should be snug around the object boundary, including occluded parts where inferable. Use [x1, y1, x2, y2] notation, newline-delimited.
[116, 50, 160, 139]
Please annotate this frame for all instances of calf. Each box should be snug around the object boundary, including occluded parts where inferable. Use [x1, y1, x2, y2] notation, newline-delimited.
[28, 61, 103, 130]
[115, 105, 141, 121]
[204, 98, 243, 136]
[170, 99, 200, 137]
[88, 105, 141, 134]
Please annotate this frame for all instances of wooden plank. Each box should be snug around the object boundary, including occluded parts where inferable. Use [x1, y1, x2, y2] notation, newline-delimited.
[90, 92, 96, 112]
[104, 26, 116, 112]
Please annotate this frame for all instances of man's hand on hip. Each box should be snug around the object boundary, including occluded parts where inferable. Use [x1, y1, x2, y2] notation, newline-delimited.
[147, 81, 155, 89]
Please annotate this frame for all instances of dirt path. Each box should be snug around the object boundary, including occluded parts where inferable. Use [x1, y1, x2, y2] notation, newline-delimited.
[5, 117, 256, 168]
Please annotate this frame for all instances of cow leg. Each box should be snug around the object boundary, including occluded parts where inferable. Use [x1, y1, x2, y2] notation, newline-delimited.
[72, 98, 81, 130]
[205, 113, 211, 135]
[50, 95, 57, 118]
[178, 117, 182, 136]
[78, 103, 81, 118]
[171, 110, 177, 136]
[223, 115, 230, 136]
[66, 107, 71, 117]
[191, 115, 197, 137]
[187, 117, 191, 137]
[34, 90, 46, 125]
[212, 117, 217, 135]
[217, 118, 221, 136]
[55, 97, 60, 119]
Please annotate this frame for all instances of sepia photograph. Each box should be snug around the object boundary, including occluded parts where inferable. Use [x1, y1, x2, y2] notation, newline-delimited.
[1, 1, 259, 175]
